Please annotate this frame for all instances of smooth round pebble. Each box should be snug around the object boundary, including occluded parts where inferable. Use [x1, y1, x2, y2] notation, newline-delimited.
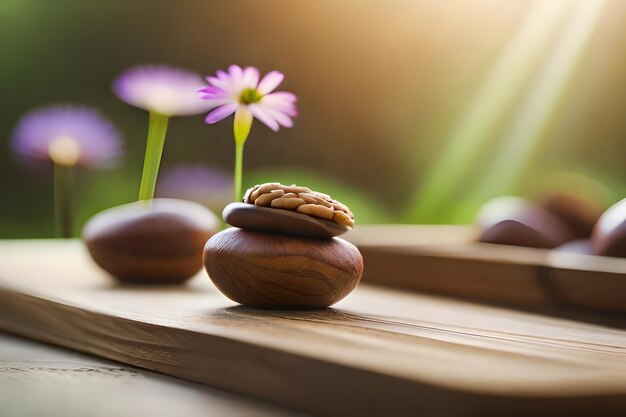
[203, 227, 363, 309]
[83, 198, 219, 283]
[477, 196, 575, 248]
[592, 198, 626, 258]
[540, 192, 605, 238]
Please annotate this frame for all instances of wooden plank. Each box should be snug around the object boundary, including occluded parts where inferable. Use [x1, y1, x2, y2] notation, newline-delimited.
[346, 225, 626, 318]
[0, 332, 295, 417]
[0, 239, 626, 416]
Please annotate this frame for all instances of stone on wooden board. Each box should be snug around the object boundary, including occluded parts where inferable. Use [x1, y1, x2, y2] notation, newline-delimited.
[203, 227, 363, 309]
[476, 196, 575, 249]
[223, 202, 349, 239]
[540, 192, 605, 238]
[83, 198, 219, 283]
[593, 198, 626, 258]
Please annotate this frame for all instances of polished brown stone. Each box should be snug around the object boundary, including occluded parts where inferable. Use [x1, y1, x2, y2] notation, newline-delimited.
[541, 193, 605, 238]
[83, 198, 219, 283]
[203, 227, 363, 308]
[477, 196, 575, 249]
[593, 199, 626, 258]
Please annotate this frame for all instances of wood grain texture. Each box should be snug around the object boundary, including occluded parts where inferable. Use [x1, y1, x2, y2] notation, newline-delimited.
[0, 239, 626, 416]
[204, 228, 362, 308]
[0, 333, 295, 417]
[345, 225, 626, 318]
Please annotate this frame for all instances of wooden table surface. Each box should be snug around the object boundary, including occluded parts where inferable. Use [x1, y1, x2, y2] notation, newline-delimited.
[0, 238, 625, 416]
[0, 332, 299, 417]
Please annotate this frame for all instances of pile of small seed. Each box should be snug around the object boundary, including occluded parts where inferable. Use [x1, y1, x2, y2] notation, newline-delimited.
[243, 183, 355, 227]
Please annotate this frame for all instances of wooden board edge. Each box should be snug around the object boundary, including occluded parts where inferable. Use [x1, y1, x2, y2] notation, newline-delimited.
[2, 287, 626, 416]
[356, 245, 626, 325]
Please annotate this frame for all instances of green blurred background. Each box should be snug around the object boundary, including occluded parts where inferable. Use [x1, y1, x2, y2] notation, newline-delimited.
[1, 0, 624, 237]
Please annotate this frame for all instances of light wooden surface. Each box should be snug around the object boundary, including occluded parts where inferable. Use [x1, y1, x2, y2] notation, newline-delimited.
[1, 239, 626, 416]
[0, 332, 297, 417]
[346, 225, 626, 317]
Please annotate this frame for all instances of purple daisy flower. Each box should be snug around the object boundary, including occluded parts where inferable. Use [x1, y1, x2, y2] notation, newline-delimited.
[199, 65, 297, 131]
[113, 65, 213, 116]
[113, 64, 216, 202]
[11, 105, 123, 168]
[156, 165, 233, 213]
[199, 65, 297, 201]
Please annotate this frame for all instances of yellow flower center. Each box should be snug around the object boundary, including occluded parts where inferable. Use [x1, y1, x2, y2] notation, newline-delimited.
[48, 136, 81, 166]
[240, 88, 263, 104]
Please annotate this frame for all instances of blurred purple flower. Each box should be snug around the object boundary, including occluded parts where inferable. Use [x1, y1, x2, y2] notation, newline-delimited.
[199, 65, 297, 131]
[11, 105, 123, 168]
[113, 65, 213, 116]
[156, 165, 233, 213]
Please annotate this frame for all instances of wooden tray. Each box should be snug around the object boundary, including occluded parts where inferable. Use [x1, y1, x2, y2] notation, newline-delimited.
[345, 225, 626, 320]
[0, 239, 625, 416]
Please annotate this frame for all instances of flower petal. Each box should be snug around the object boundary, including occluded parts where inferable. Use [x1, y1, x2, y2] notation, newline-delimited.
[265, 107, 294, 128]
[264, 91, 297, 103]
[199, 86, 225, 95]
[266, 104, 297, 118]
[262, 93, 298, 117]
[198, 98, 234, 110]
[198, 86, 230, 100]
[263, 98, 297, 112]
[242, 66, 260, 89]
[206, 76, 230, 91]
[11, 105, 123, 168]
[257, 71, 285, 94]
[229, 65, 243, 79]
[227, 65, 247, 92]
[204, 103, 238, 124]
[114, 65, 213, 116]
[248, 104, 280, 131]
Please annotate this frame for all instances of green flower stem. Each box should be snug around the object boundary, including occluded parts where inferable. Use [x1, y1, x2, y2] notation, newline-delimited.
[234, 141, 244, 202]
[54, 162, 74, 238]
[232, 108, 253, 202]
[138, 112, 169, 202]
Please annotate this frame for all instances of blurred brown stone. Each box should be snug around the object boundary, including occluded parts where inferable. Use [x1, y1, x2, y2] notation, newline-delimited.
[593, 199, 626, 258]
[83, 198, 219, 283]
[477, 196, 576, 249]
[540, 193, 605, 238]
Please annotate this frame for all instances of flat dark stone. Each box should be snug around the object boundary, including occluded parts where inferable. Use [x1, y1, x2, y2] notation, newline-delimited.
[223, 202, 349, 239]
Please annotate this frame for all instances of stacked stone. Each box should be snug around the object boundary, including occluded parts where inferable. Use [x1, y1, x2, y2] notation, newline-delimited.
[203, 183, 363, 309]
